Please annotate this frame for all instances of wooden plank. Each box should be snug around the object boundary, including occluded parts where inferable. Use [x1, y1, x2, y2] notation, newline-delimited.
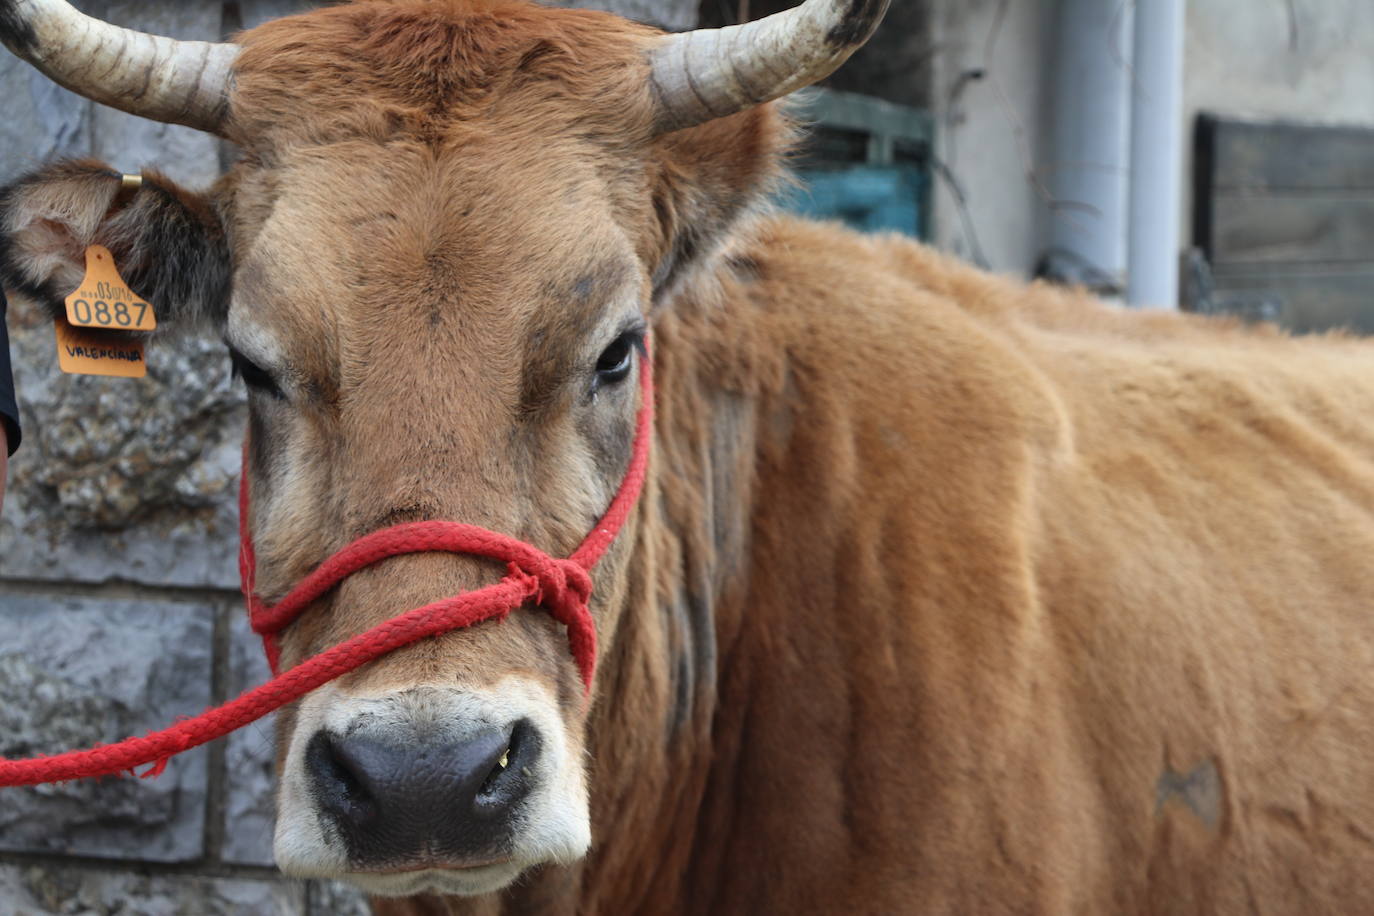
[1208, 194, 1374, 266]
[803, 89, 934, 148]
[1201, 114, 1374, 192]
[1196, 116, 1374, 335]
[1209, 267, 1374, 335]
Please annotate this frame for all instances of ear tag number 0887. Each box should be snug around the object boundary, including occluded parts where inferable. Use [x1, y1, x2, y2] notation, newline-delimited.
[64, 245, 157, 332]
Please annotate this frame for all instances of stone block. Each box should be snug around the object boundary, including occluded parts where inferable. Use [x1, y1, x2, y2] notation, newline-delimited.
[0, 289, 247, 589]
[309, 880, 373, 916]
[223, 608, 279, 867]
[0, 591, 214, 862]
[556, 0, 698, 30]
[0, 862, 308, 915]
[0, 56, 90, 186]
[238, 0, 323, 30]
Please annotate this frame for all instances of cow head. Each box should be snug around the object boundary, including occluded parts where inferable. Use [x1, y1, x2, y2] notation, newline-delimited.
[0, 0, 885, 898]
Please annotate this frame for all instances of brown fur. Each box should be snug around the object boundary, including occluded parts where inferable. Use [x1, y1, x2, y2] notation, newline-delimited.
[4, 0, 1374, 912]
[619, 225, 1374, 913]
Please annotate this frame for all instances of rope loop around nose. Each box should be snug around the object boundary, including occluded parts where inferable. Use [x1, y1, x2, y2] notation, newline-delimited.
[250, 520, 604, 687]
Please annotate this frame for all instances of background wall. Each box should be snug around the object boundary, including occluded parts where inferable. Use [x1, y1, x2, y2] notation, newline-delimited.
[927, 0, 1055, 275]
[1182, 0, 1374, 243]
[927, 0, 1374, 281]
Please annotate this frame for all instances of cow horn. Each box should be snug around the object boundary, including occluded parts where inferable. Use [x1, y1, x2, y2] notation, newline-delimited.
[647, 0, 889, 134]
[0, 0, 237, 133]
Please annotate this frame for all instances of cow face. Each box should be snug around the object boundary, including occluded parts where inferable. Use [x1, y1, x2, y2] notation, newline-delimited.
[223, 142, 646, 896]
[0, 0, 884, 898]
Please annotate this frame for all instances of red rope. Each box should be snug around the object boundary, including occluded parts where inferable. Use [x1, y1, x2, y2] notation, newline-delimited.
[0, 343, 653, 787]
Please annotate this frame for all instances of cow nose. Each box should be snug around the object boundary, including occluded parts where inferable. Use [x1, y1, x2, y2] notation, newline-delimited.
[304, 719, 540, 864]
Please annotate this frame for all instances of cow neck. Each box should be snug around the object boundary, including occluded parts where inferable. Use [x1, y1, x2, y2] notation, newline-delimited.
[572, 314, 761, 913]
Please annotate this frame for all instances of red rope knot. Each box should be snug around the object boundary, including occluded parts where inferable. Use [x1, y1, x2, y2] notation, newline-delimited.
[505, 555, 597, 688]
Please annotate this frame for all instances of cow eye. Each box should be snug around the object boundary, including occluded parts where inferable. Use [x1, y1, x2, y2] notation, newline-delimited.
[227, 345, 285, 400]
[594, 332, 638, 387]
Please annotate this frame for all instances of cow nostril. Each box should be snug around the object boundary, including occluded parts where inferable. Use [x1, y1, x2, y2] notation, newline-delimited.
[305, 731, 377, 825]
[477, 741, 510, 797]
[474, 718, 539, 818]
[303, 719, 544, 863]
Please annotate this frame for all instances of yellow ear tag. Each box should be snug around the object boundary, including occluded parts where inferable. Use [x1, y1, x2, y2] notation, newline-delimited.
[54, 245, 153, 377]
[53, 318, 147, 378]
[64, 244, 157, 332]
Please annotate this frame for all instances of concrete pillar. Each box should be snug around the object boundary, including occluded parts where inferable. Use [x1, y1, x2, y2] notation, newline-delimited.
[1126, 0, 1186, 308]
[1046, 0, 1133, 293]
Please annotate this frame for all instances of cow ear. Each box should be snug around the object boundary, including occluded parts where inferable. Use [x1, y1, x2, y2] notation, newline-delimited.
[0, 161, 231, 333]
[647, 102, 795, 303]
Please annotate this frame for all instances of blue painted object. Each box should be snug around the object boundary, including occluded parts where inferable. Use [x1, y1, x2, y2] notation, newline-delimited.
[782, 165, 928, 238]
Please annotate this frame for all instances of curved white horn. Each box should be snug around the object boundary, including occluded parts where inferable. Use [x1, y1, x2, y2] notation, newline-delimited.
[648, 0, 889, 134]
[0, 0, 237, 133]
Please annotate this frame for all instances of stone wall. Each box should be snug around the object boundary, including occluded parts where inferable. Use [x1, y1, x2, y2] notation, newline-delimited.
[0, 0, 687, 912]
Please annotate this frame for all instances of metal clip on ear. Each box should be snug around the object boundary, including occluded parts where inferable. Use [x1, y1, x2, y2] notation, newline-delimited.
[113, 173, 144, 209]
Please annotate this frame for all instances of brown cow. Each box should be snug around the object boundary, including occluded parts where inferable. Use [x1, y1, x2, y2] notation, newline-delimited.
[4, 0, 1374, 912]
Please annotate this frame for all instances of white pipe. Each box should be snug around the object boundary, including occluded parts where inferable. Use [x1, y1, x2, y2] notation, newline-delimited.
[1126, 0, 1186, 308]
[1047, 0, 1133, 292]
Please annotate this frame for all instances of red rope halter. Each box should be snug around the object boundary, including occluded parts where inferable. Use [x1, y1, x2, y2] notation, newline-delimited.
[0, 344, 653, 786]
